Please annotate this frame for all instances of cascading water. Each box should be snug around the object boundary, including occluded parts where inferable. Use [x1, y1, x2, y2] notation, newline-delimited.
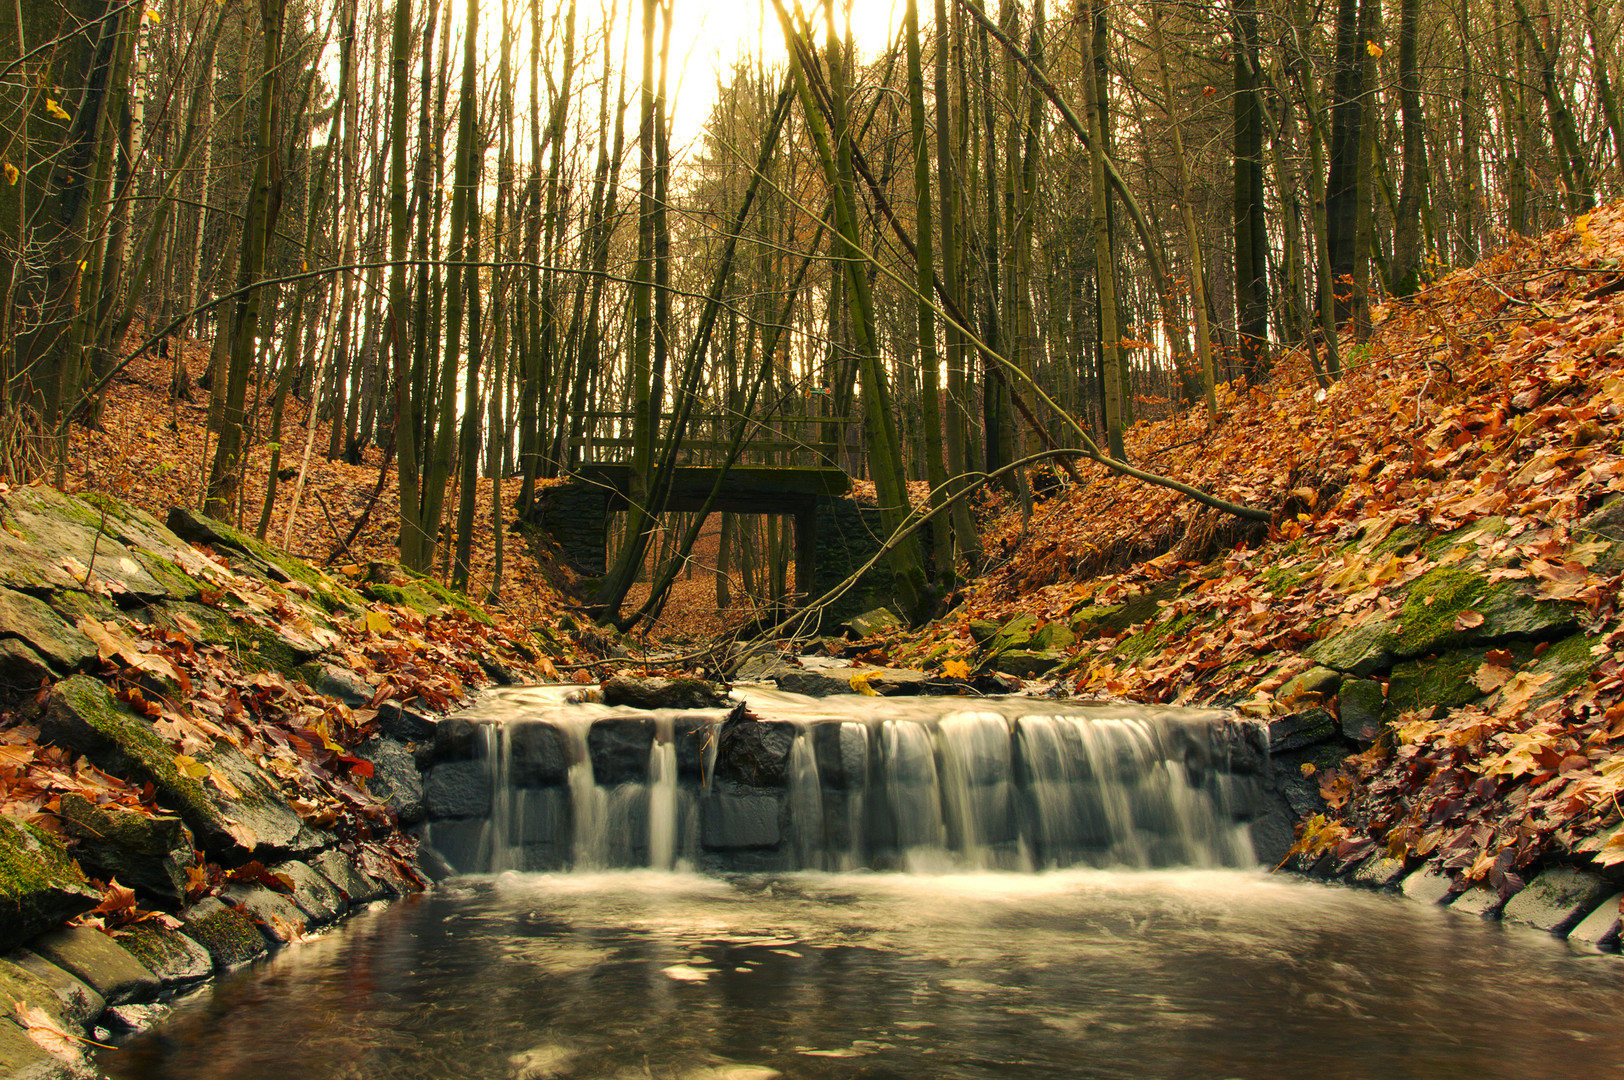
[418, 685, 1265, 875]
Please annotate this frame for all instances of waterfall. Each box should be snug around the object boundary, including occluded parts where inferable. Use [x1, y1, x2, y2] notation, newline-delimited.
[419, 686, 1263, 875]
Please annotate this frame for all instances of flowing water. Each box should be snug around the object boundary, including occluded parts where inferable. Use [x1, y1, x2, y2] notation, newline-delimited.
[96, 687, 1624, 1079]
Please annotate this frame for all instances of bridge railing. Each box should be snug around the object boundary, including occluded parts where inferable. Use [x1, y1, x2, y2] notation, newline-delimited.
[566, 411, 862, 470]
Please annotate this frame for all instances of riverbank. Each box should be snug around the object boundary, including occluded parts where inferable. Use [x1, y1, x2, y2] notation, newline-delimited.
[0, 481, 573, 1077]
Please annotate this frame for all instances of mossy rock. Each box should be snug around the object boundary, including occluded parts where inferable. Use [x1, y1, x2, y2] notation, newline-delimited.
[1384, 650, 1493, 718]
[1523, 632, 1599, 707]
[1339, 678, 1386, 743]
[34, 675, 314, 861]
[988, 613, 1040, 652]
[165, 507, 367, 612]
[1304, 618, 1399, 678]
[59, 792, 194, 902]
[1108, 611, 1197, 665]
[1396, 565, 1581, 656]
[178, 897, 268, 969]
[0, 586, 94, 672]
[0, 815, 101, 952]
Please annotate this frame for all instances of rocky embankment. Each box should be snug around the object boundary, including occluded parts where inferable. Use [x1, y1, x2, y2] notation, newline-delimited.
[0, 482, 551, 1078]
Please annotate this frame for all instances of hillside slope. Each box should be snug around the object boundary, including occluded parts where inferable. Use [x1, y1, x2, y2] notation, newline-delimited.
[891, 205, 1624, 891]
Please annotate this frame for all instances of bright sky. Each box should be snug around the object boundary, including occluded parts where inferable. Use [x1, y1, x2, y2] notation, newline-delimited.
[601, 0, 909, 157]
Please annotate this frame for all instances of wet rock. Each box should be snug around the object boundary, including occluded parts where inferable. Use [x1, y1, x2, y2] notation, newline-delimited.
[270, 861, 348, 926]
[0, 587, 94, 673]
[714, 707, 795, 787]
[301, 662, 376, 707]
[178, 898, 269, 969]
[358, 738, 425, 824]
[310, 848, 387, 905]
[1348, 856, 1408, 890]
[601, 674, 726, 710]
[774, 670, 854, 697]
[110, 924, 212, 988]
[1399, 867, 1456, 905]
[813, 722, 869, 790]
[842, 607, 902, 639]
[220, 883, 307, 945]
[433, 716, 484, 762]
[0, 954, 101, 1043]
[100, 1002, 170, 1038]
[418, 820, 487, 875]
[701, 793, 782, 850]
[378, 699, 439, 742]
[509, 721, 570, 787]
[1213, 718, 1270, 775]
[477, 654, 518, 685]
[1501, 867, 1613, 935]
[3, 952, 104, 1029]
[1266, 708, 1337, 753]
[0, 1019, 96, 1079]
[1450, 885, 1513, 920]
[1338, 679, 1386, 744]
[993, 650, 1064, 678]
[423, 760, 491, 819]
[1565, 892, 1622, 953]
[588, 718, 656, 784]
[0, 815, 101, 952]
[27, 926, 158, 1006]
[58, 793, 193, 902]
[675, 717, 717, 780]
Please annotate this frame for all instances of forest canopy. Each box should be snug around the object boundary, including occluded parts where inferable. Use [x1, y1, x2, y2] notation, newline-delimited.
[2, 0, 1615, 627]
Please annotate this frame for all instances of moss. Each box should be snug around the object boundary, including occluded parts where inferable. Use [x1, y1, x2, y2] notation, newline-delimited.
[185, 904, 264, 958]
[1109, 611, 1197, 665]
[364, 582, 418, 609]
[408, 575, 494, 625]
[1260, 562, 1308, 596]
[1385, 650, 1490, 716]
[0, 817, 88, 900]
[52, 675, 215, 825]
[1526, 632, 1597, 705]
[1395, 566, 1491, 655]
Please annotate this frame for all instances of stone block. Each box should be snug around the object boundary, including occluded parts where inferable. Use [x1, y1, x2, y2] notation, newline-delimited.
[0, 1010, 87, 1079]
[1339, 679, 1386, 744]
[601, 674, 725, 710]
[110, 924, 211, 988]
[509, 721, 570, 787]
[220, 884, 307, 945]
[178, 898, 268, 969]
[1267, 709, 1338, 753]
[0, 955, 98, 1036]
[1566, 892, 1622, 953]
[842, 607, 902, 639]
[57, 794, 193, 902]
[1399, 867, 1456, 905]
[588, 718, 655, 784]
[993, 650, 1065, 678]
[269, 861, 348, 926]
[378, 699, 438, 742]
[0, 815, 102, 953]
[1449, 885, 1512, 920]
[423, 759, 492, 819]
[0, 588, 94, 673]
[1502, 867, 1613, 935]
[3, 952, 103, 1029]
[702, 794, 781, 850]
[715, 716, 795, 787]
[27, 926, 157, 1006]
[310, 849, 387, 906]
[359, 737, 425, 824]
[432, 715, 485, 761]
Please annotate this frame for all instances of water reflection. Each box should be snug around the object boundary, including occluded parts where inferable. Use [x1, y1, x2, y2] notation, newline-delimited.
[103, 870, 1624, 1080]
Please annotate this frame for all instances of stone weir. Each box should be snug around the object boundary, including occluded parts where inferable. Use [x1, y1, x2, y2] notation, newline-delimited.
[409, 685, 1275, 875]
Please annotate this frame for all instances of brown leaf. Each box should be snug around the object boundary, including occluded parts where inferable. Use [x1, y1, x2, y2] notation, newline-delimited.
[1454, 610, 1486, 630]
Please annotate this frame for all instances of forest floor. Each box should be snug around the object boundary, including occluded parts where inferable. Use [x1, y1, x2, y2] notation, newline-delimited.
[48, 202, 1624, 887]
[876, 202, 1624, 885]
